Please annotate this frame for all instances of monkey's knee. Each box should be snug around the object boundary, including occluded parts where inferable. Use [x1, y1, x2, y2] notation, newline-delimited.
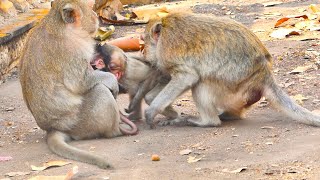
[144, 93, 154, 105]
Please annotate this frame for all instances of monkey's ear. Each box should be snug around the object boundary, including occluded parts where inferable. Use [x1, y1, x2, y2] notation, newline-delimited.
[61, 3, 82, 24]
[150, 22, 162, 42]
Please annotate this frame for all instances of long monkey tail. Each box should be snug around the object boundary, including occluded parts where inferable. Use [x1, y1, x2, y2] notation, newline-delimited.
[47, 130, 111, 169]
[264, 80, 320, 126]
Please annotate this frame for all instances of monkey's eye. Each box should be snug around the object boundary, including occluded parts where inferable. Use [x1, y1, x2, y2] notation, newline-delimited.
[108, 63, 119, 70]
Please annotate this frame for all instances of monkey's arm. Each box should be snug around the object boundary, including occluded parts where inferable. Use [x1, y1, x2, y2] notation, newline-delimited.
[145, 72, 199, 127]
[127, 71, 160, 113]
[64, 69, 119, 97]
[92, 70, 119, 97]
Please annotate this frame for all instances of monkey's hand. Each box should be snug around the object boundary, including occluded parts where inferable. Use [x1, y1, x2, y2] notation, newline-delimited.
[93, 70, 119, 98]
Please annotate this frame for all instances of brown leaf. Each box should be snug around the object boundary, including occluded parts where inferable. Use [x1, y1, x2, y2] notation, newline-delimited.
[222, 167, 247, 173]
[310, 4, 319, 13]
[5, 171, 30, 177]
[265, 142, 273, 145]
[263, 1, 283, 7]
[187, 156, 202, 163]
[270, 28, 301, 39]
[289, 65, 313, 74]
[31, 160, 71, 171]
[132, 6, 169, 21]
[275, 15, 308, 27]
[28, 166, 78, 180]
[261, 126, 274, 129]
[292, 94, 309, 104]
[275, 17, 290, 27]
[179, 149, 192, 155]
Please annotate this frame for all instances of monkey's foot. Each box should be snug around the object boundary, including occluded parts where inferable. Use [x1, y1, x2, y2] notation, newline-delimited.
[158, 117, 188, 126]
[187, 117, 221, 127]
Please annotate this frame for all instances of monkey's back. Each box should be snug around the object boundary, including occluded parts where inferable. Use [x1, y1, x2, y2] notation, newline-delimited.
[19, 19, 90, 131]
[156, 12, 272, 85]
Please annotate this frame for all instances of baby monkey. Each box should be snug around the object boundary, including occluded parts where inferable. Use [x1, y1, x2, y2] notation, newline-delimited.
[92, 44, 179, 121]
[142, 12, 320, 128]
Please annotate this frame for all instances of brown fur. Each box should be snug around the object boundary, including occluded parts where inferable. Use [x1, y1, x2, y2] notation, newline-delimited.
[143, 12, 320, 127]
[19, 0, 136, 169]
[95, 44, 178, 121]
[93, 0, 123, 20]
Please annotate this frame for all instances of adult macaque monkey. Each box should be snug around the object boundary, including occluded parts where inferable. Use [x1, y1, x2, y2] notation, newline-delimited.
[92, 44, 178, 121]
[143, 12, 320, 128]
[19, 0, 137, 169]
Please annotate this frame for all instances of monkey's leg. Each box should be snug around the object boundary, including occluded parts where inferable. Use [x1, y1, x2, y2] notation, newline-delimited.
[145, 83, 179, 120]
[74, 84, 122, 139]
[188, 82, 222, 127]
[127, 94, 143, 120]
[145, 73, 199, 127]
[127, 71, 160, 113]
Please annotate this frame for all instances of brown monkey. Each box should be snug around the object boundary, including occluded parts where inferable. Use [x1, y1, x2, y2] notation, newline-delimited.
[93, 0, 124, 21]
[142, 12, 320, 128]
[92, 44, 178, 121]
[19, 0, 137, 169]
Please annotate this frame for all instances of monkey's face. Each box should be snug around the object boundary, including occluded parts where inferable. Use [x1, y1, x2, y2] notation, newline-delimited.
[100, 0, 124, 21]
[92, 50, 126, 80]
[51, 0, 98, 34]
[142, 19, 162, 64]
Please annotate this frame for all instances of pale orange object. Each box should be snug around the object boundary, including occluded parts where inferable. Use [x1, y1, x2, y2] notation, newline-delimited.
[107, 36, 143, 52]
[151, 154, 160, 161]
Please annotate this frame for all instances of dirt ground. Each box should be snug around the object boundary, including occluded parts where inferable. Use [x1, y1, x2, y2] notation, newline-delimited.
[1, 0, 320, 179]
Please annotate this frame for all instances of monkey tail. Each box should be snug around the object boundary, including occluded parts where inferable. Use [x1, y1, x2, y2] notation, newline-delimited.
[119, 112, 138, 135]
[47, 131, 111, 169]
[264, 80, 320, 126]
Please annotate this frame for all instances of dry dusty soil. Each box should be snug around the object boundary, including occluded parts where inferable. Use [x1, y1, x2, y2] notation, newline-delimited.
[1, 0, 320, 179]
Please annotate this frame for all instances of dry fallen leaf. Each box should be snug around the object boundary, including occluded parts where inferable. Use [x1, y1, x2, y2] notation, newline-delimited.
[295, 20, 311, 30]
[274, 15, 308, 27]
[289, 65, 313, 74]
[179, 149, 192, 155]
[0, 0, 14, 13]
[29, 166, 78, 180]
[293, 94, 309, 104]
[132, 6, 169, 21]
[310, 4, 319, 13]
[222, 167, 247, 173]
[261, 126, 274, 129]
[31, 160, 71, 171]
[270, 28, 301, 39]
[5, 171, 30, 177]
[275, 17, 290, 27]
[265, 142, 273, 145]
[187, 156, 202, 163]
[263, 1, 283, 7]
